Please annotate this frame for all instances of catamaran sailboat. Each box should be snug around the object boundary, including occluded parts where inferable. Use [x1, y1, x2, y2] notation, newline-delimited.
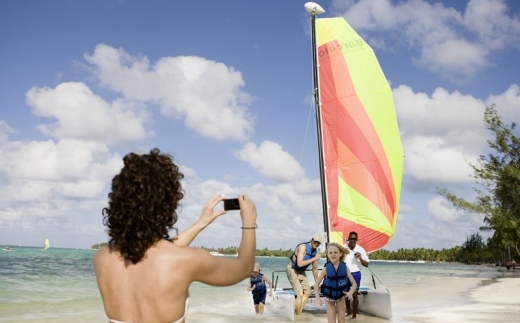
[271, 2, 404, 321]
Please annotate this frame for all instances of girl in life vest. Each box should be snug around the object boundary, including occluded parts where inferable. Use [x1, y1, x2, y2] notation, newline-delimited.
[314, 243, 357, 323]
[246, 262, 273, 315]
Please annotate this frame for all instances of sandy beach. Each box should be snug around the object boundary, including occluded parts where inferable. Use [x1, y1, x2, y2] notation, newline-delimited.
[400, 271, 520, 323]
[185, 267, 520, 323]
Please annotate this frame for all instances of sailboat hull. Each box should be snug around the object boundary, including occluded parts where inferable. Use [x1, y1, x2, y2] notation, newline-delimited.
[272, 290, 391, 320]
[270, 270, 392, 320]
[357, 285, 392, 319]
[270, 290, 295, 321]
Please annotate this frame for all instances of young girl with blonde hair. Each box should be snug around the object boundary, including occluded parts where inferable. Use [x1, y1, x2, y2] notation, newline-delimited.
[314, 242, 357, 323]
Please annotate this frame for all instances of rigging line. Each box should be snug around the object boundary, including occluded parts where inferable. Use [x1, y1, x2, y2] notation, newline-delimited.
[298, 92, 316, 165]
[366, 265, 385, 285]
[298, 29, 318, 166]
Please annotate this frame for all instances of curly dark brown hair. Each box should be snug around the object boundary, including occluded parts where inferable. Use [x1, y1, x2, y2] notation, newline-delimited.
[102, 148, 184, 264]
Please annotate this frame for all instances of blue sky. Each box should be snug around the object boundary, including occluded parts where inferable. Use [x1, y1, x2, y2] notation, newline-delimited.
[1, 0, 519, 251]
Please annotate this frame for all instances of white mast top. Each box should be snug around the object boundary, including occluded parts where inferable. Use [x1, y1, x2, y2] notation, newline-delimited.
[304, 2, 325, 15]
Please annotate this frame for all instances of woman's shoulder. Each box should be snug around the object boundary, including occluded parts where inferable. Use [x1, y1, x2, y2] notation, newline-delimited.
[153, 240, 204, 261]
[93, 245, 117, 270]
[93, 244, 110, 258]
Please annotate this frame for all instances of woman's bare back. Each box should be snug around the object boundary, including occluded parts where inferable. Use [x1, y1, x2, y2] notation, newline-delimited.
[94, 240, 193, 323]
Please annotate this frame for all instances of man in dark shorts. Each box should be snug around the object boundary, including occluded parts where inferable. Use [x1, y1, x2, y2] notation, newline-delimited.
[344, 231, 369, 319]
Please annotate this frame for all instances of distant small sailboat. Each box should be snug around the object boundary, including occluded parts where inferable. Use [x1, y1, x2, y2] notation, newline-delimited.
[44, 238, 50, 250]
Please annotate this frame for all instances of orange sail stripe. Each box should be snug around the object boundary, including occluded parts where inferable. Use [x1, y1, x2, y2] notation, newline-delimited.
[337, 140, 395, 223]
[331, 219, 391, 252]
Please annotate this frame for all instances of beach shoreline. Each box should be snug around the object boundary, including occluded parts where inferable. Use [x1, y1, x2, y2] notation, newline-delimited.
[399, 269, 520, 323]
[2, 250, 518, 323]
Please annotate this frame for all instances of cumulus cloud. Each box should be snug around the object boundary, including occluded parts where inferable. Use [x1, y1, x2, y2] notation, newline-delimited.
[26, 82, 152, 145]
[84, 44, 255, 142]
[485, 84, 520, 120]
[404, 136, 475, 184]
[0, 139, 122, 226]
[427, 196, 460, 221]
[393, 85, 484, 187]
[0, 139, 121, 182]
[0, 121, 15, 146]
[397, 203, 414, 221]
[234, 141, 306, 182]
[393, 83, 520, 190]
[332, 0, 520, 80]
[172, 173, 322, 249]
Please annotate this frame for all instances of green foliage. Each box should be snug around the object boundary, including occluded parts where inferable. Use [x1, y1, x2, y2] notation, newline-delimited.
[463, 233, 485, 252]
[90, 240, 501, 263]
[438, 105, 520, 257]
[90, 242, 108, 249]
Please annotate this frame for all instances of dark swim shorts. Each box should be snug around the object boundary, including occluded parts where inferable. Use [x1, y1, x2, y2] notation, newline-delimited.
[252, 291, 267, 304]
[346, 271, 361, 291]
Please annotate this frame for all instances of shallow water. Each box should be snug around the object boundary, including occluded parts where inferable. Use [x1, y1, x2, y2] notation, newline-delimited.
[0, 247, 502, 322]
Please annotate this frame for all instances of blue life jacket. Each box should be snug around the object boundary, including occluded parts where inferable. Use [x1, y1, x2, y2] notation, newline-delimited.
[320, 262, 348, 300]
[250, 273, 265, 295]
[290, 242, 317, 272]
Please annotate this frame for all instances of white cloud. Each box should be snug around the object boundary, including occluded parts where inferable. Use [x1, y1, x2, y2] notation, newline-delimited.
[332, 0, 520, 80]
[26, 82, 152, 145]
[393, 85, 485, 186]
[393, 83, 520, 189]
[0, 139, 122, 227]
[397, 203, 414, 221]
[0, 139, 121, 182]
[172, 175, 323, 249]
[394, 85, 486, 143]
[404, 136, 475, 184]
[485, 84, 520, 120]
[0, 120, 15, 146]
[464, 0, 520, 49]
[84, 44, 255, 142]
[235, 141, 306, 182]
[398, 204, 414, 215]
[427, 196, 460, 222]
[0, 180, 53, 204]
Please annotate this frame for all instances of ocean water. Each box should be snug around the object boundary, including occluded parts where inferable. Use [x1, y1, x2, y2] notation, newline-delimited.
[0, 247, 503, 323]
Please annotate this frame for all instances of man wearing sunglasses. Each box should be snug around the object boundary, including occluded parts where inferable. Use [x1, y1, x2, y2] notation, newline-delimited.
[286, 234, 322, 315]
[344, 231, 369, 319]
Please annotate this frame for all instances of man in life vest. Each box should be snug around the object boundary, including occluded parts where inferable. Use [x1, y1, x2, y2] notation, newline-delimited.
[344, 231, 369, 319]
[247, 262, 273, 315]
[286, 234, 322, 315]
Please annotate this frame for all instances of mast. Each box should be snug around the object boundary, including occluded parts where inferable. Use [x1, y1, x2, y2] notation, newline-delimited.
[304, 3, 329, 242]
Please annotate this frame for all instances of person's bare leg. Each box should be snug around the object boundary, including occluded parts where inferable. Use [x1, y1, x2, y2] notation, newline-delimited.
[346, 298, 352, 316]
[258, 303, 265, 315]
[326, 301, 336, 323]
[337, 298, 346, 323]
[295, 292, 304, 315]
[254, 304, 259, 314]
[352, 293, 359, 319]
[297, 290, 311, 315]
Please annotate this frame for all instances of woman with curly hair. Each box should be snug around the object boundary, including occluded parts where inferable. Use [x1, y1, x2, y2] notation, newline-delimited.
[93, 148, 257, 323]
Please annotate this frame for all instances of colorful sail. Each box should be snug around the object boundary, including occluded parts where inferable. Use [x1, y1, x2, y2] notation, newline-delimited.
[315, 17, 403, 252]
[44, 238, 50, 250]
